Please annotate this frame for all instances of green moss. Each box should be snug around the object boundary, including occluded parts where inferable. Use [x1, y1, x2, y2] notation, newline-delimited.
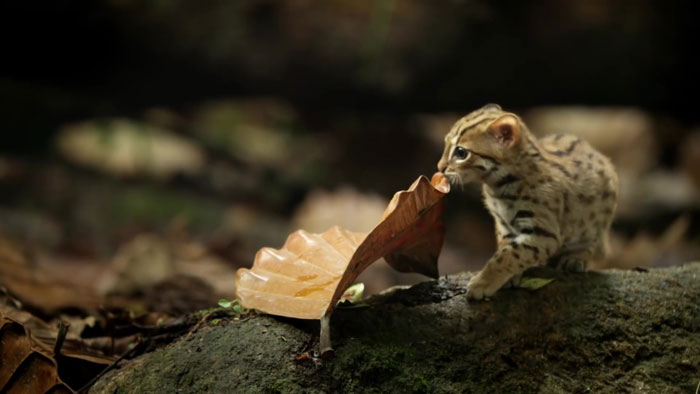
[92, 263, 700, 394]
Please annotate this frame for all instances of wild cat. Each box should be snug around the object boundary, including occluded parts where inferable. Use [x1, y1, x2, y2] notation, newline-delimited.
[437, 104, 618, 299]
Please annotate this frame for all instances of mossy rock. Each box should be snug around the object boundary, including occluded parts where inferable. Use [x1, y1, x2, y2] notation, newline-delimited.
[92, 263, 700, 393]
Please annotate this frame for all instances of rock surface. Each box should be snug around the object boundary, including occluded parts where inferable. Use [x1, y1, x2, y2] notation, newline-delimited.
[92, 263, 700, 394]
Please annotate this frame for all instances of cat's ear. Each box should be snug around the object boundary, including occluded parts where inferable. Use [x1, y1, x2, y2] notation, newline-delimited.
[488, 114, 520, 148]
[481, 103, 502, 111]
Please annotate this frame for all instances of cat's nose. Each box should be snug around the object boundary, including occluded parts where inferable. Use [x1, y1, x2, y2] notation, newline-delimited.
[437, 159, 447, 173]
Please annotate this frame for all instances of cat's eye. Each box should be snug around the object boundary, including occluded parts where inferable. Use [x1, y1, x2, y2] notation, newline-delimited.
[452, 146, 469, 161]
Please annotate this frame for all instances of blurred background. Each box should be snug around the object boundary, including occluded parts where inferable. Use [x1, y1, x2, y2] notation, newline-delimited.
[1, 0, 699, 319]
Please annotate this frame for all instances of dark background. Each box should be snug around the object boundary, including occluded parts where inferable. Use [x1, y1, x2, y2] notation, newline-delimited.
[0, 0, 698, 297]
[2, 0, 699, 152]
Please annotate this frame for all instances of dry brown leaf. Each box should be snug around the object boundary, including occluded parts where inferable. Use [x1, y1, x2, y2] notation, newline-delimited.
[0, 235, 109, 315]
[0, 310, 114, 393]
[0, 313, 72, 393]
[235, 173, 449, 327]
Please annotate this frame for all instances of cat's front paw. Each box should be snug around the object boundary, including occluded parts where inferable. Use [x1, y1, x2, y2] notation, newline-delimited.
[466, 273, 501, 300]
[557, 256, 587, 272]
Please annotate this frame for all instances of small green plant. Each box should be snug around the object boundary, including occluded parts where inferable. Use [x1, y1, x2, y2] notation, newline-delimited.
[218, 299, 246, 314]
[517, 277, 555, 290]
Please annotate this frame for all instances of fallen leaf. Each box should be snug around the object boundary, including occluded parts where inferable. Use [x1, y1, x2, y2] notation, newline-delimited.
[339, 283, 365, 304]
[0, 308, 115, 393]
[517, 277, 555, 290]
[0, 313, 71, 393]
[293, 351, 313, 363]
[235, 173, 449, 321]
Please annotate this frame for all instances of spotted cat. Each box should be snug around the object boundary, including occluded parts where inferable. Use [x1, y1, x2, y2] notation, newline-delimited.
[437, 104, 618, 299]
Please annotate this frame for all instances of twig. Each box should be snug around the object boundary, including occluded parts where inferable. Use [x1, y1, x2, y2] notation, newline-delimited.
[187, 312, 215, 339]
[53, 320, 69, 357]
[112, 316, 189, 337]
[695, 379, 699, 394]
[185, 309, 252, 339]
[77, 337, 145, 393]
[319, 315, 334, 359]
[78, 310, 249, 390]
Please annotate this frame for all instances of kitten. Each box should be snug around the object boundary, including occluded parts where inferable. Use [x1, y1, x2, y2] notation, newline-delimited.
[438, 104, 618, 299]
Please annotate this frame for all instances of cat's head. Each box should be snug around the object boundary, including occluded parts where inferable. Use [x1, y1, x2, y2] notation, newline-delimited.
[437, 104, 524, 185]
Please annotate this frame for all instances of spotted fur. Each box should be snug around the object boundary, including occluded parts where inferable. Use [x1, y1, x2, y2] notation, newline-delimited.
[437, 104, 618, 300]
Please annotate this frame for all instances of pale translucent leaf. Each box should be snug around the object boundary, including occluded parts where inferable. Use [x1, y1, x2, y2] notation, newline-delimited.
[235, 173, 450, 320]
